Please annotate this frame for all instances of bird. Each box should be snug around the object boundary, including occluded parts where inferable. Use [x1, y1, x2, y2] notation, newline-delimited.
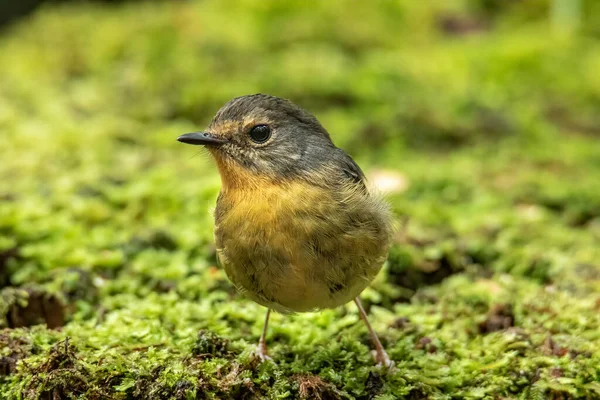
[177, 94, 394, 366]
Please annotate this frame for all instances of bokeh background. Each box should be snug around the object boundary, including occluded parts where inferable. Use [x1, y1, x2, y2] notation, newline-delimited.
[1, 1, 599, 398]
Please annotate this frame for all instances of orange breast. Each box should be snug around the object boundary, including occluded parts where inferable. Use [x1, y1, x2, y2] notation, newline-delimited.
[213, 170, 392, 313]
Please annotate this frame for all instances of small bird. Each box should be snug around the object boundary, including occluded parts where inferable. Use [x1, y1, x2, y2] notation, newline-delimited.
[178, 94, 394, 366]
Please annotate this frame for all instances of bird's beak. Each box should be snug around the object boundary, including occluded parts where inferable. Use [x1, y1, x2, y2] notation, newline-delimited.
[177, 132, 227, 146]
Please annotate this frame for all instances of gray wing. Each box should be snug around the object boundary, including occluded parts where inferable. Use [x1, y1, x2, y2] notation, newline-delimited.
[334, 148, 368, 190]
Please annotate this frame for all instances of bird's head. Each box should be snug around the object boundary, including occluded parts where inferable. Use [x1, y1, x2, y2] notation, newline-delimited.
[178, 94, 338, 189]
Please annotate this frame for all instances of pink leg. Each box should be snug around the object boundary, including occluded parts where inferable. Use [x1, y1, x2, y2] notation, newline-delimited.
[256, 308, 272, 361]
[354, 297, 393, 367]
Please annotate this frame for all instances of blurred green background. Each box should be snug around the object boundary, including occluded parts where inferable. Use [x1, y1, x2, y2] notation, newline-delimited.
[1, 1, 599, 399]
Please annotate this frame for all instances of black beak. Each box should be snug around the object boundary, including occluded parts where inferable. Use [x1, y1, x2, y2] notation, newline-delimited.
[177, 132, 227, 146]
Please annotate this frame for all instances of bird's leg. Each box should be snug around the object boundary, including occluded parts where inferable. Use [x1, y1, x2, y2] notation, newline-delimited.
[354, 297, 393, 368]
[256, 308, 272, 362]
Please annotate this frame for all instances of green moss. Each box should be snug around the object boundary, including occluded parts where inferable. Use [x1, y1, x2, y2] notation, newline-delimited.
[0, 1, 599, 398]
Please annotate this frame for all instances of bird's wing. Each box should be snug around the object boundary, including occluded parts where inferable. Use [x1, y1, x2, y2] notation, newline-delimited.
[335, 148, 368, 190]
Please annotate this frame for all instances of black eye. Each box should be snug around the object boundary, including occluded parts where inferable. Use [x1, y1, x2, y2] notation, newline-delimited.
[248, 125, 271, 144]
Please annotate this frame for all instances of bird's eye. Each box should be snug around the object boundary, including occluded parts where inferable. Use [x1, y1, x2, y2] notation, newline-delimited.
[248, 125, 271, 144]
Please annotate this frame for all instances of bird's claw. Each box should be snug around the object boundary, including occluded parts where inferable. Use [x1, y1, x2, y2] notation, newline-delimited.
[254, 343, 273, 363]
[372, 350, 395, 370]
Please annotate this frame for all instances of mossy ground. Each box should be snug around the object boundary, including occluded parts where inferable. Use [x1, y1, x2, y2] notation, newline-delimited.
[1, 1, 600, 399]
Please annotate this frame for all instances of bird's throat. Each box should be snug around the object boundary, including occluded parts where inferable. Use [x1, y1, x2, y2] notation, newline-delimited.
[212, 152, 274, 193]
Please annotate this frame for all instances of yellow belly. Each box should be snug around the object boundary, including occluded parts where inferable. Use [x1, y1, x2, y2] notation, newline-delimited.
[214, 179, 392, 313]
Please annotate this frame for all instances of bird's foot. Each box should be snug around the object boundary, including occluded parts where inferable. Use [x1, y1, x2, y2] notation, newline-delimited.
[254, 342, 272, 363]
[372, 350, 395, 370]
